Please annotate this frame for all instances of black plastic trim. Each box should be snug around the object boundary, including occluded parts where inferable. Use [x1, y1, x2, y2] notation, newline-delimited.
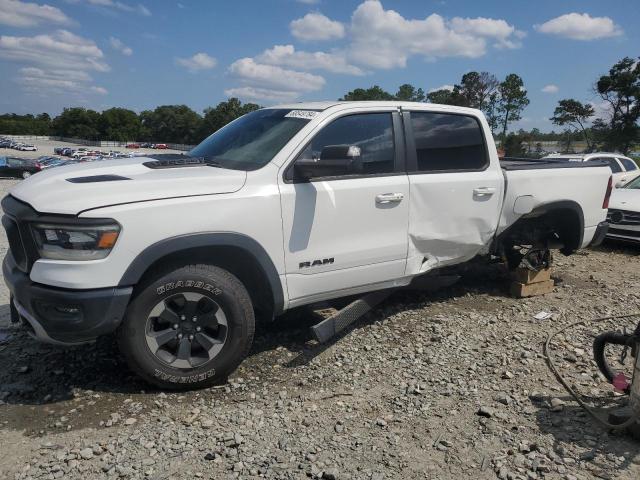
[3, 254, 132, 343]
[589, 221, 609, 247]
[118, 232, 284, 315]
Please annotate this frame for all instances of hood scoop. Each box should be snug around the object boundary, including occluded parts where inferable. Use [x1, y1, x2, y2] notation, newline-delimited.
[66, 174, 131, 183]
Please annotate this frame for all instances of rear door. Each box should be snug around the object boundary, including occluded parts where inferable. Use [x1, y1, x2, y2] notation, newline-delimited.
[279, 110, 410, 304]
[403, 110, 503, 274]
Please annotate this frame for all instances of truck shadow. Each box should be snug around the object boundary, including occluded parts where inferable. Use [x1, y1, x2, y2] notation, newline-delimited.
[530, 395, 640, 476]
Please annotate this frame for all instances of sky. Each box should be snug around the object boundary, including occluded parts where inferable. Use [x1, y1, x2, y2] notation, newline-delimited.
[0, 0, 637, 131]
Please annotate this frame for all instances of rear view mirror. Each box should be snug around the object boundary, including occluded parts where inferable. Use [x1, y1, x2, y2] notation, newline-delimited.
[294, 145, 361, 180]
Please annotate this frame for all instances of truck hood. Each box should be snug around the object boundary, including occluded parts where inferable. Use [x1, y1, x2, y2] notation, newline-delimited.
[609, 188, 640, 212]
[9, 157, 247, 215]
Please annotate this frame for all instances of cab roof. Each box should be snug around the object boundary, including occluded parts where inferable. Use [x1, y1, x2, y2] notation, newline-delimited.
[268, 100, 482, 115]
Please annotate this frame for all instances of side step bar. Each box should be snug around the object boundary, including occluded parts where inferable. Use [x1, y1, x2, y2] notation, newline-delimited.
[311, 290, 392, 343]
[309, 274, 461, 344]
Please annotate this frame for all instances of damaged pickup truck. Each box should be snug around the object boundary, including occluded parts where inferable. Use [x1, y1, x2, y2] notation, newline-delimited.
[2, 101, 612, 389]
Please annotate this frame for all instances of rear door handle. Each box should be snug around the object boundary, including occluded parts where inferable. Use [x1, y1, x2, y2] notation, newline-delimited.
[376, 193, 404, 204]
[473, 187, 496, 197]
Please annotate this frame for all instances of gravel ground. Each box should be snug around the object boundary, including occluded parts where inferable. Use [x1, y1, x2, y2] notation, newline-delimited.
[0, 178, 639, 480]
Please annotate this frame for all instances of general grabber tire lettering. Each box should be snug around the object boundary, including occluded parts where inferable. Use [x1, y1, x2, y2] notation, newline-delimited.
[118, 264, 255, 390]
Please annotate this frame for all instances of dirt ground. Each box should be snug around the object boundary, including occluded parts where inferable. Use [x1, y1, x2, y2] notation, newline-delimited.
[0, 178, 639, 480]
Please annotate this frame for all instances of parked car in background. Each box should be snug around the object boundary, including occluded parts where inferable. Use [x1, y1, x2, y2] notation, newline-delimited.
[153, 143, 168, 149]
[126, 143, 140, 149]
[0, 140, 11, 148]
[606, 175, 640, 244]
[0, 156, 42, 178]
[61, 148, 75, 157]
[18, 144, 37, 152]
[38, 157, 67, 169]
[53, 147, 65, 154]
[140, 143, 153, 148]
[544, 152, 639, 187]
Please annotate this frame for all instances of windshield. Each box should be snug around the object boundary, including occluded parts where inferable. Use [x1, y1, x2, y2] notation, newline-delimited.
[188, 109, 315, 171]
[625, 175, 640, 189]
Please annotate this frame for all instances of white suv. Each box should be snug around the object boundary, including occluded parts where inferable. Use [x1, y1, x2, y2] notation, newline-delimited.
[544, 152, 639, 187]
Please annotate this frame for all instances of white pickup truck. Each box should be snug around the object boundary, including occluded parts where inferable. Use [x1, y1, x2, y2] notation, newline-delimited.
[2, 101, 612, 389]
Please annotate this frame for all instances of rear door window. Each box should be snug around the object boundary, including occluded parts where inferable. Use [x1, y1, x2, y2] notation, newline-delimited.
[590, 157, 622, 173]
[408, 112, 487, 172]
[618, 157, 638, 171]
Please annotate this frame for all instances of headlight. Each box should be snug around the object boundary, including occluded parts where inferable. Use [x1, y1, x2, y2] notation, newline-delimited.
[31, 223, 120, 260]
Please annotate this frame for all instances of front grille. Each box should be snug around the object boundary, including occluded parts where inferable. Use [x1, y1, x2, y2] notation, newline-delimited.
[609, 227, 640, 239]
[2, 215, 28, 270]
[607, 209, 640, 226]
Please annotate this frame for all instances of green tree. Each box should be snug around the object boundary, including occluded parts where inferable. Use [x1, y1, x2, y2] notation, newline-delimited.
[426, 88, 465, 106]
[51, 107, 101, 140]
[200, 98, 260, 139]
[99, 107, 141, 142]
[140, 105, 203, 144]
[394, 84, 425, 102]
[594, 56, 640, 154]
[502, 133, 526, 157]
[550, 99, 595, 151]
[497, 74, 529, 139]
[339, 85, 394, 101]
[0, 113, 51, 135]
[456, 71, 500, 110]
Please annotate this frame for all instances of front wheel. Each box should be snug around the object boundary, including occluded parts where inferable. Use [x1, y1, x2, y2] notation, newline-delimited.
[21, 171, 31, 179]
[118, 264, 255, 389]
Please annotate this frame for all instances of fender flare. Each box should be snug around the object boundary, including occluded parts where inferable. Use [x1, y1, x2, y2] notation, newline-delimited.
[118, 232, 284, 315]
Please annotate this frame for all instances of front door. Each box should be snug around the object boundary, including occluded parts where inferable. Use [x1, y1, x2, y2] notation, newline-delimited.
[279, 111, 409, 305]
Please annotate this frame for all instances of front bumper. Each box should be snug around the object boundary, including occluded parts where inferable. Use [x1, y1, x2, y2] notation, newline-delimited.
[589, 221, 609, 247]
[3, 254, 132, 345]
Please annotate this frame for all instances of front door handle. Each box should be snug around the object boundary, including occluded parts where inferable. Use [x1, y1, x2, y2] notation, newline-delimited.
[473, 187, 496, 197]
[376, 193, 404, 204]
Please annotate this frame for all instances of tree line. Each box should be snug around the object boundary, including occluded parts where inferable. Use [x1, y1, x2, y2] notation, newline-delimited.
[1, 56, 637, 154]
[0, 98, 260, 145]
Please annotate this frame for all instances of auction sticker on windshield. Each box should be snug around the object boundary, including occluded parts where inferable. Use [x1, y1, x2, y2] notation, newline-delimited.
[285, 110, 318, 120]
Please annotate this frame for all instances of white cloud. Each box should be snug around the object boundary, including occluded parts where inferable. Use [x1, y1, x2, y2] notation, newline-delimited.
[541, 84, 559, 94]
[0, 30, 109, 72]
[67, 0, 151, 16]
[296, 0, 320, 4]
[109, 36, 132, 56]
[17, 66, 107, 96]
[450, 17, 526, 49]
[175, 52, 217, 72]
[0, 0, 72, 28]
[534, 13, 622, 40]
[227, 57, 325, 102]
[224, 87, 299, 103]
[348, 0, 524, 69]
[228, 57, 325, 93]
[428, 84, 454, 93]
[290, 12, 345, 41]
[256, 44, 364, 75]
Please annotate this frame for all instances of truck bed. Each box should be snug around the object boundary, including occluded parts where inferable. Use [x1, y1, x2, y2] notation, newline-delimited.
[500, 157, 609, 170]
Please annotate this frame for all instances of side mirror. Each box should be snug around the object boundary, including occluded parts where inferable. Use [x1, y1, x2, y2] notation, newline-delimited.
[294, 145, 361, 180]
[615, 181, 624, 188]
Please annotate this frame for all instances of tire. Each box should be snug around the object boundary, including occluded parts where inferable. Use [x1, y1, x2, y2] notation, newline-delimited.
[21, 171, 31, 179]
[118, 264, 255, 390]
